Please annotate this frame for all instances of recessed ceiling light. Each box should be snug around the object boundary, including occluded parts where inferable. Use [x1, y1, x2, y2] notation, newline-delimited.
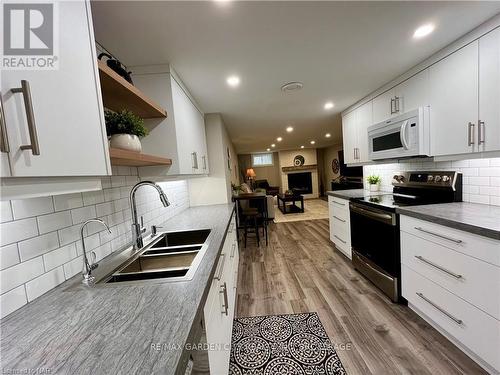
[300, 145, 305, 149]
[286, 126, 294, 133]
[413, 23, 435, 39]
[281, 82, 303, 92]
[271, 144, 276, 148]
[324, 102, 334, 110]
[277, 137, 283, 142]
[325, 133, 331, 138]
[266, 148, 271, 151]
[310, 140, 316, 145]
[226, 75, 240, 87]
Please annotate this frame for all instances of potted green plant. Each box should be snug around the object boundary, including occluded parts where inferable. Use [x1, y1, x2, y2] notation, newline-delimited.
[105, 109, 148, 153]
[367, 175, 381, 192]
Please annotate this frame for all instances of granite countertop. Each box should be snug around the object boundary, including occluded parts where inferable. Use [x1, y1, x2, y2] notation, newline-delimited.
[0, 204, 235, 375]
[397, 202, 500, 240]
[326, 189, 383, 200]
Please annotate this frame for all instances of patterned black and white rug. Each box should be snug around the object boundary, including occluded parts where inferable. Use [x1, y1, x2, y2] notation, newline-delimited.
[230, 312, 347, 375]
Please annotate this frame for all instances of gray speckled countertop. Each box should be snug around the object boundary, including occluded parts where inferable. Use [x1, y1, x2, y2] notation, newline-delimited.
[326, 189, 384, 200]
[0, 204, 235, 375]
[397, 202, 500, 240]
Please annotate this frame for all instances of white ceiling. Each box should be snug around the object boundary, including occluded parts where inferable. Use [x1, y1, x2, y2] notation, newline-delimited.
[91, 1, 500, 153]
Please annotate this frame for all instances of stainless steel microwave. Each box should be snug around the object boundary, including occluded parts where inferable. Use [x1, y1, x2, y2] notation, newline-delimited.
[368, 107, 430, 161]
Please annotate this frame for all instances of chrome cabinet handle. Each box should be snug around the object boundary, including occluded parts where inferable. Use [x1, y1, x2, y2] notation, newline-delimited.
[214, 253, 226, 280]
[332, 200, 345, 206]
[416, 292, 463, 325]
[202, 155, 207, 170]
[333, 215, 346, 223]
[333, 234, 346, 244]
[467, 122, 475, 146]
[414, 255, 463, 279]
[390, 97, 395, 114]
[414, 227, 463, 244]
[11, 80, 40, 155]
[0, 95, 10, 153]
[478, 120, 485, 145]
[394, 96, 400, 113]
[230, 243, 237, 258]
[191, 152, 199, 169]
[353, 148, 356, 160]
[220, 282, 229, 315]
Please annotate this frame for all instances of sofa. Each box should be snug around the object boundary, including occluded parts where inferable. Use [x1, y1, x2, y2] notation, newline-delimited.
[238, 183, 276, 220]
[254, 179, 280, 196]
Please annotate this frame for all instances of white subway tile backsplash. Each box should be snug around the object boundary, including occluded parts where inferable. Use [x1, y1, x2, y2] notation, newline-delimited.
[0, 286, 27, 319]
[71, 206, 97, 225]
[0, 257, 44, 294]
[0, 218, 38, 246]
[18, 232, 59, 262]
[43, 243, 77, 271]
[37, 211, 72, 234]
[480, 167, 500, 177]
[0, 244, 20, 270]
[25, 266, 65, 302]
[11, 197, 54, 220]
[468, 176, 490, 186]
[0, 170, 190, 318]
[469, 159, 490, 167]
[491, 177, 500, 187]
[0, 201, 13, 223]
[469, 194, 490, 205]
[53, 193, 83, 212]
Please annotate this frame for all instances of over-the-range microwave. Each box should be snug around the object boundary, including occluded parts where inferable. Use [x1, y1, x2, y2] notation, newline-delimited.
[368, 107, 430, 161]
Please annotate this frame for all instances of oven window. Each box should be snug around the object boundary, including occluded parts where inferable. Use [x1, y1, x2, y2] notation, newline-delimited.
[373, 132, 402, 152]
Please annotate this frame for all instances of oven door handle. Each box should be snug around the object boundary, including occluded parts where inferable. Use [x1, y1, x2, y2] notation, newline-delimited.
[400, 120, 409, 150]
[350, 204, 395, 226]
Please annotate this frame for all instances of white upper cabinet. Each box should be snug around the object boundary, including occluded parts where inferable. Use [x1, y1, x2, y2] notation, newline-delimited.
[372, 89, 395, 124]
[342, 100, 372, 164]
[479, 27, 500, 152]
[429, 42, 479, 156]
[394, 70, 430, 114]
[1, 1, 110, 177]
[133, 67, 208, 177]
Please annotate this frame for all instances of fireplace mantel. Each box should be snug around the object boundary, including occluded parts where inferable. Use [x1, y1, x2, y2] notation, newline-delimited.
[281, 164, 318, 172]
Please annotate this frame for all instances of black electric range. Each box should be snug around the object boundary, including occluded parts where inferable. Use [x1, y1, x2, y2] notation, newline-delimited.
[349, 171, 462, 302]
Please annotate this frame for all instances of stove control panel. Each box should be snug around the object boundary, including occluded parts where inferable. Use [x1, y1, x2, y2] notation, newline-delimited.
[392, 171, 458, 188]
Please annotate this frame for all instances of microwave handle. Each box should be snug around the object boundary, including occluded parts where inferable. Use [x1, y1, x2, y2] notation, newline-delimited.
[400, 120, 409, 150]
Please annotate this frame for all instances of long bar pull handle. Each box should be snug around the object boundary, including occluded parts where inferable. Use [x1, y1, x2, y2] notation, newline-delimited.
[333, 215, 346, 223]
[414, 255, 463, 279]
[467, 122, 475, 147]
[332, 200, 345, 207]
[11, 80, 40, 155]
[230, 243, 237, 258]
[478, 120, 485, 145]
[414, 227, 463, 244]
[333, 234, 346, 244]
[214, 253, 226, 280]
[390, 98, 394, 114]
[394, 96, 400, 113]
[220, 282, 229, 315]
[416, 292, 463, 325]
[0, 95, 10, 153]
[202, 155, 207, 170]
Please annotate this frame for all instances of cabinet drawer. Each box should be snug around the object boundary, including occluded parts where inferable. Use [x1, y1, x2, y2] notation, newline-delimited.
[401, 216, 500, 267]
[402, 231, 500, 320]
[329, 197, 349, 214]
[402, 265, 500, 372]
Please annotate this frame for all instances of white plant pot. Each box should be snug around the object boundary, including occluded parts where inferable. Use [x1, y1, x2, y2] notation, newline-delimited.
[109, 134, 142, 153]
[369, 184, 379, 192]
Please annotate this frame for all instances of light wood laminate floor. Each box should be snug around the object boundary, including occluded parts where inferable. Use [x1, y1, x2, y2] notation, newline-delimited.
[236, 219, 486, 375]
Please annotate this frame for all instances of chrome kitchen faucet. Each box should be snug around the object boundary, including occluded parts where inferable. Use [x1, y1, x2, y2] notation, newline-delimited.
[80, 219, 111, 286]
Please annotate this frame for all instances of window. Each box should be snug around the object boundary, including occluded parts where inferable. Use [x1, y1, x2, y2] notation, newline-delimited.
[252, 153, 273, 166]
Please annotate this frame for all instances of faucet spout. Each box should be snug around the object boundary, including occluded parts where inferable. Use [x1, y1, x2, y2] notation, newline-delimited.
[80, 219, 111, 286]
[130, 181, 170, 250]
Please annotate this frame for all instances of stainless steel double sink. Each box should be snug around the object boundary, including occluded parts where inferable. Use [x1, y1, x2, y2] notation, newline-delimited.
[98, 229, 211, 284]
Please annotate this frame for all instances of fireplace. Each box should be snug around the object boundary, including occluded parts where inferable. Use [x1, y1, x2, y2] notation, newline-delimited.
[287, 172, 313, 195]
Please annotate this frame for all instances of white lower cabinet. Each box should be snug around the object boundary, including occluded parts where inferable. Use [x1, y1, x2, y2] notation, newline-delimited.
[328, 196, 351, 259]
[204, 216, 239, 375]
[401, 215, 500, 374]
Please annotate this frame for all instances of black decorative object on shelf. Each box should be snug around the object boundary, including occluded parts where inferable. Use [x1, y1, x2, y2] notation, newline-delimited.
[331, 158, 340, 174]
[293, 155, 305, 166]
[98, 53, 133, 84]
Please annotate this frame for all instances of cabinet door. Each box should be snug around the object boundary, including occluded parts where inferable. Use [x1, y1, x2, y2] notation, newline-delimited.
[429, 42, 479, 156]
[372, 88, 395, 124]
[479, 28, 500, 152]
[1, 1, 110, 177]
[356, 100, 372, 163]
[395, 69, 430, 113]
[342, 110, 357, 164]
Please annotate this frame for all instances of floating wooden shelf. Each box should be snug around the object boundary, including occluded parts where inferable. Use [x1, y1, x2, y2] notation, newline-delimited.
[98, 60, 167, 119]
[109, 148, 172, 167]
[282, 164, 318, 172]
